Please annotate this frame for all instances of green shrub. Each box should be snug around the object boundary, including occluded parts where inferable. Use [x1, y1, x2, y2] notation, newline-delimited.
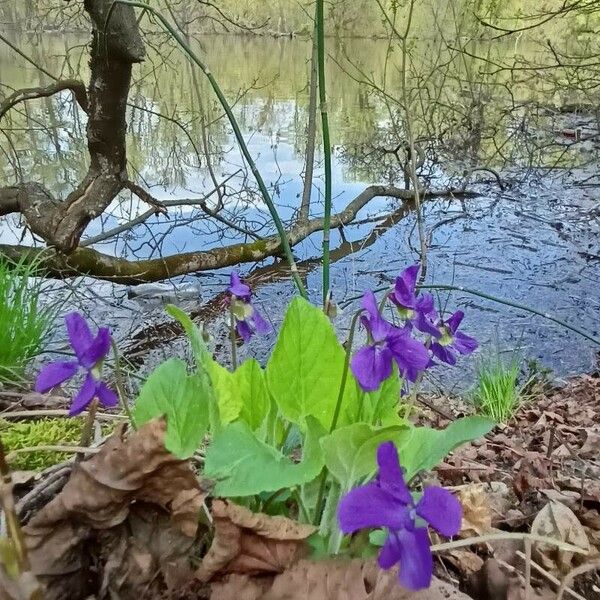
[0, 255, 58, 384]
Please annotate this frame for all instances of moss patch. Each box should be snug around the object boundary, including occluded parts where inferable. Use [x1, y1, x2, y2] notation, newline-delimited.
[0, 417, 114, 470]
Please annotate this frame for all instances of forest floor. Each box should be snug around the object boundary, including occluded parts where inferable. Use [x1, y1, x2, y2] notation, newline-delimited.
[1, 373, 598, 599]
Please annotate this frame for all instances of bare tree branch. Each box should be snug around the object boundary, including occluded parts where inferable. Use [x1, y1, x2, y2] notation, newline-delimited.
[0, 185, 476, 285]
[0, 79, 88, 121]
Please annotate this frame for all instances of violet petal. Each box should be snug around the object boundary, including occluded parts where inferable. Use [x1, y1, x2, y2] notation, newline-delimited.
[236, 319, 253, 342]
[69, 372, 97, 416]
[228, 272, 252, 300]
[378, 531, 402, 570]
[394, 527, 434, 591]
[338, 483, 410, 533]
[79, 327, 111, 369]
[416, 487, 462, 537]
[376, 442, 413, 504]
[445, 310, 464, 334]
[389, 332, 430, 374]
[393, 265, 420, 308]
[350, 344, 393, 392]
[250, 307, 272, 335]
[452, 331, 478, 355]
[96, 381, 119, 409]
[430, 343, 457, 366]
[34, 361, 79, 393]
[65, 312, 94, 362]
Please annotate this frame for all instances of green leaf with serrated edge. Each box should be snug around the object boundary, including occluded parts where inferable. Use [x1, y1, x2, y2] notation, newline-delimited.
[235, 358, 270, 431]
[208, 359, 241, 425]
[320, 423, 410, 490]
[204, 416, 326, 497]
[165, 304, 220, 432]
[266, 297, 358, 430]
[133, 358, 208, 458]
[399, 416, 496, 480]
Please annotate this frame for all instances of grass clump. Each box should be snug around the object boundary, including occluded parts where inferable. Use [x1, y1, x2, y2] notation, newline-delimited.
[0, 255, 58, 385]
[470, 353, 532, 423]
[0, 417, 114, 471]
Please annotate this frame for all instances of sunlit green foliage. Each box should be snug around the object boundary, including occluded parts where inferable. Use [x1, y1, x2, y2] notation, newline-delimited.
[0, 256, 57, 384]
[470, 354, 532, 422]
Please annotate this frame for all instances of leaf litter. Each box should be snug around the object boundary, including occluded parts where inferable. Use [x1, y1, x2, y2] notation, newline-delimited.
[2, 374, 599, 599]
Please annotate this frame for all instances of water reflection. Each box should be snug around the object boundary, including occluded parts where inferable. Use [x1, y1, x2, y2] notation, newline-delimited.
[0, 29, 598, 379]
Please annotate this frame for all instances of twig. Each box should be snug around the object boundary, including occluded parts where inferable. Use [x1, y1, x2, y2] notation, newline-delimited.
[7, 445, 101, 462]
[298, 21, 318, 224]
[0, 409, 125, 421]
[229, 306, 238, 370]
[556, 561, 600, 600]
[316, 0, 333, 307]
[16, 467, 72, 518]
[111, 340, 136, 427]
[524, 538, 532, 600]
[121, 180, 167, 214]
[81, 170, 242, 247]
[514, 551, 587, 600]
[431, 532, 589, 555]
[0, 79, 88, 121]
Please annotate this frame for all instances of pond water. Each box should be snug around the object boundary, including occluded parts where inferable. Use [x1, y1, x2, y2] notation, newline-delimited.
[1, 30, 599, 385]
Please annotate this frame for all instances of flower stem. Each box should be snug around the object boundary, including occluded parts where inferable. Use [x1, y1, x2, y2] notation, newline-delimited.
[329, 311, 362, 433]
[78, 399, 98, 453]
[357, 391, 366, 422]
[229, 307, 238, 370]
[313, 310, 361, 525]
[111, 340, 136, 428]
[403, 373, 423, 419]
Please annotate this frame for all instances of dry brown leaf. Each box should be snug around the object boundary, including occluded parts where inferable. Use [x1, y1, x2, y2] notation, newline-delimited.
[196, 500, 316, 582]
[458, 484, 493, 536]
[580, 429, 600, 458]
[22, 418, 208, 600]
[445, 549, 484, 577]
[530, 501, 590, 574]
[211, 559, 472, 600]
[513, 453, 552, 500]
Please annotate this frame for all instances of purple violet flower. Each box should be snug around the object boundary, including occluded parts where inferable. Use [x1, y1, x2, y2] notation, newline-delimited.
[227, 272, 272, 342]
[390, 265, 440, 337]
[429, 310, 478, 366]
[390, 264, 422, 318]
[350, 291, 429, 391]
[35, 312, 118, 416]
[338, 441, 462, 591]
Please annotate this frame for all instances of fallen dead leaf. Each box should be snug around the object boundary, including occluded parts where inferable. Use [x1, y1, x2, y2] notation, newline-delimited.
[530, 501, 590, 574]
[540, 489, 580, 509]
[445, 549, 484, 577]
[196, 500, 316, 582]
[513, 453, 552, 500]
[458, 484, 493, 536]
[22, 418, 208, 600]
[211, 559, 472, 600]
[580, 430, 600, 458]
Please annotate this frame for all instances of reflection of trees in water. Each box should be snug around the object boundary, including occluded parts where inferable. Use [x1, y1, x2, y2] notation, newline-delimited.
[0, 0, 597, 283]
